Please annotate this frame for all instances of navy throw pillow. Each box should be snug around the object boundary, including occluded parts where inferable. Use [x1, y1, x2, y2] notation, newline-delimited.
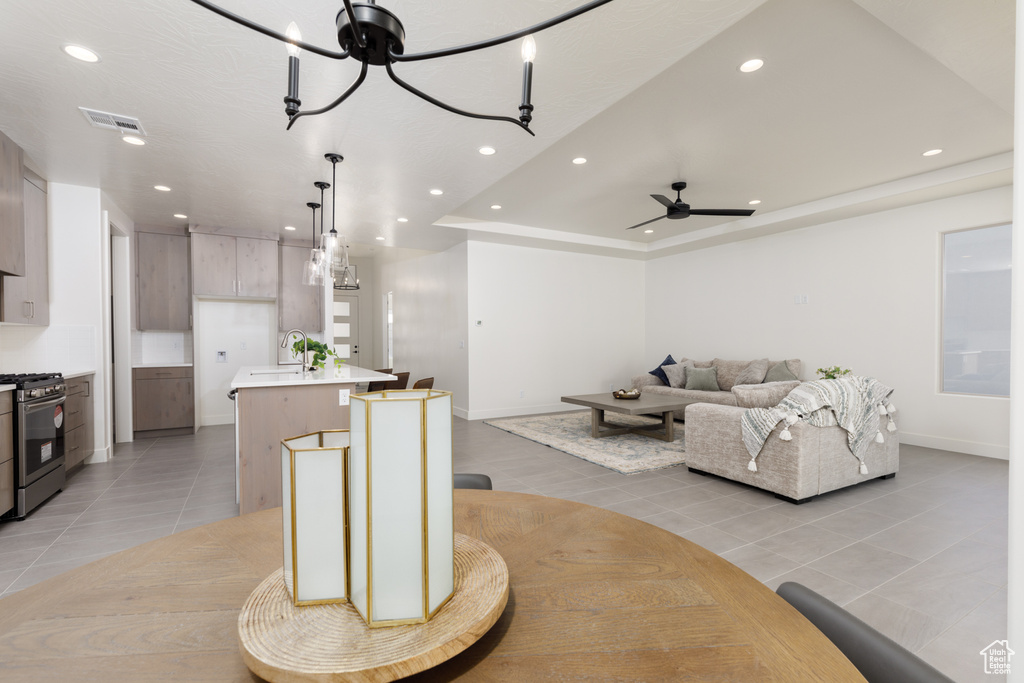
[648, 355, 677, 385]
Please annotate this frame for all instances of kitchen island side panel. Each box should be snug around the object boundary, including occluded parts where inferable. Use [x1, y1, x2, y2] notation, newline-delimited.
[237, 383, 354, 514]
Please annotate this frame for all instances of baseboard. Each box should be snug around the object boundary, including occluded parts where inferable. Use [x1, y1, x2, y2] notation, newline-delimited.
[899, 432, 1008, 460]
[84, 446, 110, 464]
[200, 414, 234, 427]
[465, 404, 587, 421]
[453, 406, 469, 420]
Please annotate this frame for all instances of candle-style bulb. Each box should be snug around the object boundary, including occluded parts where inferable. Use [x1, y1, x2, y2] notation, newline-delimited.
[521, 35, 536, 63]
[286, 22, 302, 57]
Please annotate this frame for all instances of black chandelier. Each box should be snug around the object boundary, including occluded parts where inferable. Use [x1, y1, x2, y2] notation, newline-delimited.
[187, 0, 615, 133]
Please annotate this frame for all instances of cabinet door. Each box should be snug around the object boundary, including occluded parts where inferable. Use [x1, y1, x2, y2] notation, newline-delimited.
[134, 377, 194, 431]
[138, 232, 190, 330]
[0, 130, 24, 277]
[279, 245, 322, 332]
[236, 237, 278, 298]
[191, 233, 236, 297]
[1, 176, 47, 324]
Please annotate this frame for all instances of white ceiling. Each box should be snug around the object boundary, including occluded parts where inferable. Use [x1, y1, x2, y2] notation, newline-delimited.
[0, 0, 1014, 259]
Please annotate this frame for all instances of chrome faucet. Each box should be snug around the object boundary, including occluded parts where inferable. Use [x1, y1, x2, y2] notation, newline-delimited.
[281, 329, 309, 376]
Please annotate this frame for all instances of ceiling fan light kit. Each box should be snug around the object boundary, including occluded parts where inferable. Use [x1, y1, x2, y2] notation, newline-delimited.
[626, 181, 755, 230]
[188, 0, 615, 133]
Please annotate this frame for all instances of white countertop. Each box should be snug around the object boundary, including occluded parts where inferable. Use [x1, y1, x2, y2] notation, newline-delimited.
[230, 364, 395, 389]
[133, 363, 193, 368]
[63, 370, 96, 380]
[0, 384, 14, 393]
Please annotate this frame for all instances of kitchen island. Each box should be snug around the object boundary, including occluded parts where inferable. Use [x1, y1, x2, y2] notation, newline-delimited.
[230, 364, 394, 514]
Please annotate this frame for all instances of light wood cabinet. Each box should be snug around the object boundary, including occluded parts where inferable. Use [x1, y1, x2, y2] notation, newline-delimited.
[137, 231, 190, 330]
[1, 391, 13, 516]
[279, 244, 323, 332]
[192, 233, 278, 299]
[0, 130, 25, 277]
[133, 366, 194, 437]
[64, 375, 94, 471]
[1, 172, 48, 324]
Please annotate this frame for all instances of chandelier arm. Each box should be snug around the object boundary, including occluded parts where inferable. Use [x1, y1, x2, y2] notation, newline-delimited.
[388, 0, 615, 63]
[339, 0, 367, 50]
[286, 60, 370, 130]
[187, 0, 351, 60]
[385, 61, 535, 136]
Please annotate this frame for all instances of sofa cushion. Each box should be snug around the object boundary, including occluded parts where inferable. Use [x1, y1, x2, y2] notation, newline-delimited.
[643, 385, 739, 406]
[765, 360, 799, 382]
[686, 366, 720, 391]
[692, 359, 713, 368]
[648, 355, 677, 385]
[733, 358, 770, 387]
[712, 359, 755, 391]
[663, 360, 693, 388]
[732, 380, 802, 408]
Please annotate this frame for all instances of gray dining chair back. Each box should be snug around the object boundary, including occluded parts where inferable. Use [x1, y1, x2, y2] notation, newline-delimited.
[454, 473, 492, 490]
[776, 582, 955, 683]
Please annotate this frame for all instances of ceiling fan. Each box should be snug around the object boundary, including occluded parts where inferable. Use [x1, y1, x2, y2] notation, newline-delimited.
[626, 182, 754, 230]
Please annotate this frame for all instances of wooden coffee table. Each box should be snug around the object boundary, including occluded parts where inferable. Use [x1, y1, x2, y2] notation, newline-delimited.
[561, 392, 690, 442]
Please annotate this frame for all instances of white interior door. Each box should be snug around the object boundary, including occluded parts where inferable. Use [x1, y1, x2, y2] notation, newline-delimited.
[333, 295, 360, 364]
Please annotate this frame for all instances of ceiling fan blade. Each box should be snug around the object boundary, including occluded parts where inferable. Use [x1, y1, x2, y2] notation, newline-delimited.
[650, 194, 677, 209]
[626, 215, 667, 230]
[688, 209, 755, 217]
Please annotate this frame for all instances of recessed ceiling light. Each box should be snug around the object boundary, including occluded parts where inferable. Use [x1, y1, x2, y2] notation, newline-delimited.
[173, 213, 188, 219]
[63, 44, 100, 63]
[748, 199, 761, 205]
[478, 146, 496, 156]
[644, 229, 654, 234]
[284, 225, 296, 231]
[376, 236, 386, 241]
[922, 149, 943, 157]
[572, 157, 587, 165]
[739, 58, 764, 73]
[154, 185, 171, 192]
[430, 189, 443, 196]
[122, 135, 146, 146]
[490, 204, 502, 210]
[397, 217, 408, 222]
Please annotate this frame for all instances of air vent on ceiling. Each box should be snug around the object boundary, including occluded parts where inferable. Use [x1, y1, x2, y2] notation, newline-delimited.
[78, 107, 147, 136]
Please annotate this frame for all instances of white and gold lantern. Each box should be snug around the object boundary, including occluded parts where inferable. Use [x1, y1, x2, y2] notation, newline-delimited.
[348, 389, 454, 627]
[280, 429, 350, 606]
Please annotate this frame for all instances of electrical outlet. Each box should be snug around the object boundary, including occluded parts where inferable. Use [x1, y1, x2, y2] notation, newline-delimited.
[459, 340, 465, 349]
[519, 390, 524, 398]
[216, 351, 227, 363]
[172, 340, 180, 350]
[240, 341, 247, 350]
[801, 294, 809, 304]
[610, 383, 614, 391]
[338, 389, 350, 406]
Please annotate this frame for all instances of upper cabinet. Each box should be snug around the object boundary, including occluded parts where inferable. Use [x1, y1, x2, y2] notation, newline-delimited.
[279, 244, 323, 332]
[192, 233, 278, 299]
[1, 171, 48, 325]
[137, 231, 190, 330]
[0, 130, 25, 277]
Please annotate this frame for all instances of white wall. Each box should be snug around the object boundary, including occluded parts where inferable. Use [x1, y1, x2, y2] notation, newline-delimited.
[195, 300, 276, 425]
[377, 244, 469, 413]
[646, 186, 1013, 458]
[466, 241, 646, 420]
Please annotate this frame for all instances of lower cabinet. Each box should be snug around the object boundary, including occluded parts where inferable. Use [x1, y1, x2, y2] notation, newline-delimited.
[64, 374, 95, 470]
[133, 367, 194, 438]
[1, 391, 13, 516]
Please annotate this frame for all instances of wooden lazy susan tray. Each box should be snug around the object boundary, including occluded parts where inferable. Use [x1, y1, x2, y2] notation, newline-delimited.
[238, 532, 509, 682]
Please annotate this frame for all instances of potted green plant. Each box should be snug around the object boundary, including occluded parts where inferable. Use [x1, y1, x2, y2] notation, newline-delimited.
[289, 336, 341, 371]
[816, 366, 852, 380]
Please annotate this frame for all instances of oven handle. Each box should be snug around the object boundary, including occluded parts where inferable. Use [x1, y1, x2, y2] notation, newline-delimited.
[23, 395, 66, 412]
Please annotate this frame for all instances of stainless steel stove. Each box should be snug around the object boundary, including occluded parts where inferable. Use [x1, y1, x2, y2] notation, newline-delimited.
[0, 372, 66, 520]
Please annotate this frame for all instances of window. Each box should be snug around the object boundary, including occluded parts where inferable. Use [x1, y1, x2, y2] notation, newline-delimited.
[941, 224, 1011, 396]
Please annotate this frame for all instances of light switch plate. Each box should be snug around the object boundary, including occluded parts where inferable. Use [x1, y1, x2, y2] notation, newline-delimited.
[216, 351, 227, 363]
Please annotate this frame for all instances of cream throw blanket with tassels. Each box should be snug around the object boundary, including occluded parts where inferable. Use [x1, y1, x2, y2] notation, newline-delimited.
[740, 377, 897, 474]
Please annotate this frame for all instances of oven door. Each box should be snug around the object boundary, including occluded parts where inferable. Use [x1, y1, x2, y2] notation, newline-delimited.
[18, 395, 66, 487]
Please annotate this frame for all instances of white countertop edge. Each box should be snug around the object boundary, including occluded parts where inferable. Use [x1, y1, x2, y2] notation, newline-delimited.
[132, 363, 194, 368]
[0, 384, 15, 393]
[230, 365, 396, 389]
[63, 370, 96, 380]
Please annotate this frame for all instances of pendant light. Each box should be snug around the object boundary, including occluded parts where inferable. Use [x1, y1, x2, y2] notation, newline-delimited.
[302, 201, 323, 285]
[323, 153, 343, 271]
[314, 180, 331, 277]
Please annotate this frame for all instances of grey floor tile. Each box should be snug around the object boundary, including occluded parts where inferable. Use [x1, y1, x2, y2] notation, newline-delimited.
[807, 542, 918, 591]
[0, 528, 65, 555]
[676, 496, 762, 525]
[712, 509, 804, 543]
[755, 524, 855, 565]
[925, 538, 1008, 587]
[563, 487, 636, 507]
[810, 508, 901, 540]
[676, 525, 747, 555]
[600, 497, 669, 519]
[720, 544, 801, 582]
[763, 567, 865, 607]
[843, 593, 950, 652]
[873, 561, 1002, 625]
[35, 525, 176, 565]
[642, 510, 705, 536]
[862, 518, 966, 561]
[642, 485, 720, 511]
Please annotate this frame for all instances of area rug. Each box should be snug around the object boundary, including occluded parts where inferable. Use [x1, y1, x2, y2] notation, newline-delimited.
[484, 411, 685, 474]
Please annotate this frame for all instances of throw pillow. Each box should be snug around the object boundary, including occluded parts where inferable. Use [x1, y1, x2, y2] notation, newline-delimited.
[648, 355, 677, 385]
[732, 380, 802, 408]
[663, 360, 693, 388]
[764, 360, 798, 382]
[685, 366, 720, 392]
[733, 358, 769, 386]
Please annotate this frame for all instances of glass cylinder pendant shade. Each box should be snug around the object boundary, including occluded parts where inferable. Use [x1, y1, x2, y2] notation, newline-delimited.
[280, 430, 350, 605]
[302, 250, 323, 285]
[348, 389, 454, 628]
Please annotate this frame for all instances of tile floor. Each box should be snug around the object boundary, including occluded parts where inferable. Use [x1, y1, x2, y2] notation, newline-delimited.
[0, 417, 1009, 682]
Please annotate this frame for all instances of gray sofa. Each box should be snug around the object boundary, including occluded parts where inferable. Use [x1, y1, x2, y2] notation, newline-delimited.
[631, 358, 804, 411]
[684, 402, 900, 502]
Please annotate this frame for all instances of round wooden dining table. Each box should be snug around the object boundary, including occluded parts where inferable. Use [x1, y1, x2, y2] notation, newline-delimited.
[0, 490, 864, 681]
